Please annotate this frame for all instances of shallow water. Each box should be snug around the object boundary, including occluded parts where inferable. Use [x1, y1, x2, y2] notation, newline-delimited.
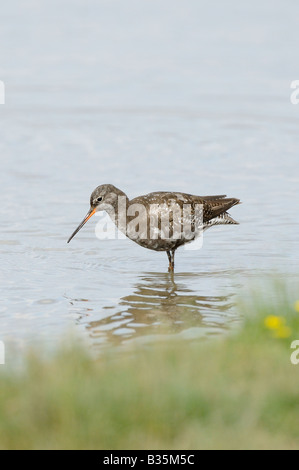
[1, 0, 299, 354]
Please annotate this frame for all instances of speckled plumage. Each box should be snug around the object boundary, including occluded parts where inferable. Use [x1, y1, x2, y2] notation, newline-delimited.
[68, 184, 240, 271]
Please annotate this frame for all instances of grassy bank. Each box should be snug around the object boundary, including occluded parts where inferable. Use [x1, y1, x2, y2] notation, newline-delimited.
[1, 286, 299, 449]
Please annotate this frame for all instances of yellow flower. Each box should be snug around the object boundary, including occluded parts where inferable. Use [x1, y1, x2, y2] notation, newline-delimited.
[264, 315, 285, 330]
[294, 301, 299, 313]
[273, 326, 292, 339]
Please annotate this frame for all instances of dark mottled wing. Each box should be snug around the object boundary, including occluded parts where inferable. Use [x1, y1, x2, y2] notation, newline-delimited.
[131, 193, 240, 222]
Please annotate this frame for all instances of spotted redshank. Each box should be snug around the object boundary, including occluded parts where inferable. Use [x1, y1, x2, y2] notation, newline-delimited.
[67, 184, 240, 271]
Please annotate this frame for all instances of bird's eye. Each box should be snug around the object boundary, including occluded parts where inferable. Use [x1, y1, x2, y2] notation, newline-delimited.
[96, 196, 103, 203]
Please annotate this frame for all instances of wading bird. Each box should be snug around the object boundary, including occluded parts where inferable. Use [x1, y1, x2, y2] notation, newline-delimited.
[67, 184, 240, 271]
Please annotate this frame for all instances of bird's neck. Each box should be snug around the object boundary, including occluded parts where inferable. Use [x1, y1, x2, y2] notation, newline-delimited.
[105, 189, 130, 235]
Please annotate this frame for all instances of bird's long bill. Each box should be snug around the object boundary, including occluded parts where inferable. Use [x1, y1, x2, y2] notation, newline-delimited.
[67, 208, 96, 243]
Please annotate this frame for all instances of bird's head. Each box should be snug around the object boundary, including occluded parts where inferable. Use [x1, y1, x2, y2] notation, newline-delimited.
[67, 184, 123, 243]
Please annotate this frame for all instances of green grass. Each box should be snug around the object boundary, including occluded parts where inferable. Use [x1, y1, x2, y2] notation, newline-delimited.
[1, 284, 299, 449]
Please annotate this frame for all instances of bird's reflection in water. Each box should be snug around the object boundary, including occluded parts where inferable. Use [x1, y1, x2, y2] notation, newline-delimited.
[70, 272, 237, 349]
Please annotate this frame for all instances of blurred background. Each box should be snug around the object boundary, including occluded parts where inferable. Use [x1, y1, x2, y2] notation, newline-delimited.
[0, 0, 299, 353]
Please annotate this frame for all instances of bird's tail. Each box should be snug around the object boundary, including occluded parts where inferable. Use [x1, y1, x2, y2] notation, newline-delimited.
[203, 196, 241, 227]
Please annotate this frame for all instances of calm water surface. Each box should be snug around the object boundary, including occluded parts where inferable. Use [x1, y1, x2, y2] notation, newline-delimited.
[0, 1, 299, 353]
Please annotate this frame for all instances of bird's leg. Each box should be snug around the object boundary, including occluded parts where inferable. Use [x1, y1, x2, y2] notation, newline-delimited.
[167, 251, 173, 272]
[171, 249, 175, 272]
